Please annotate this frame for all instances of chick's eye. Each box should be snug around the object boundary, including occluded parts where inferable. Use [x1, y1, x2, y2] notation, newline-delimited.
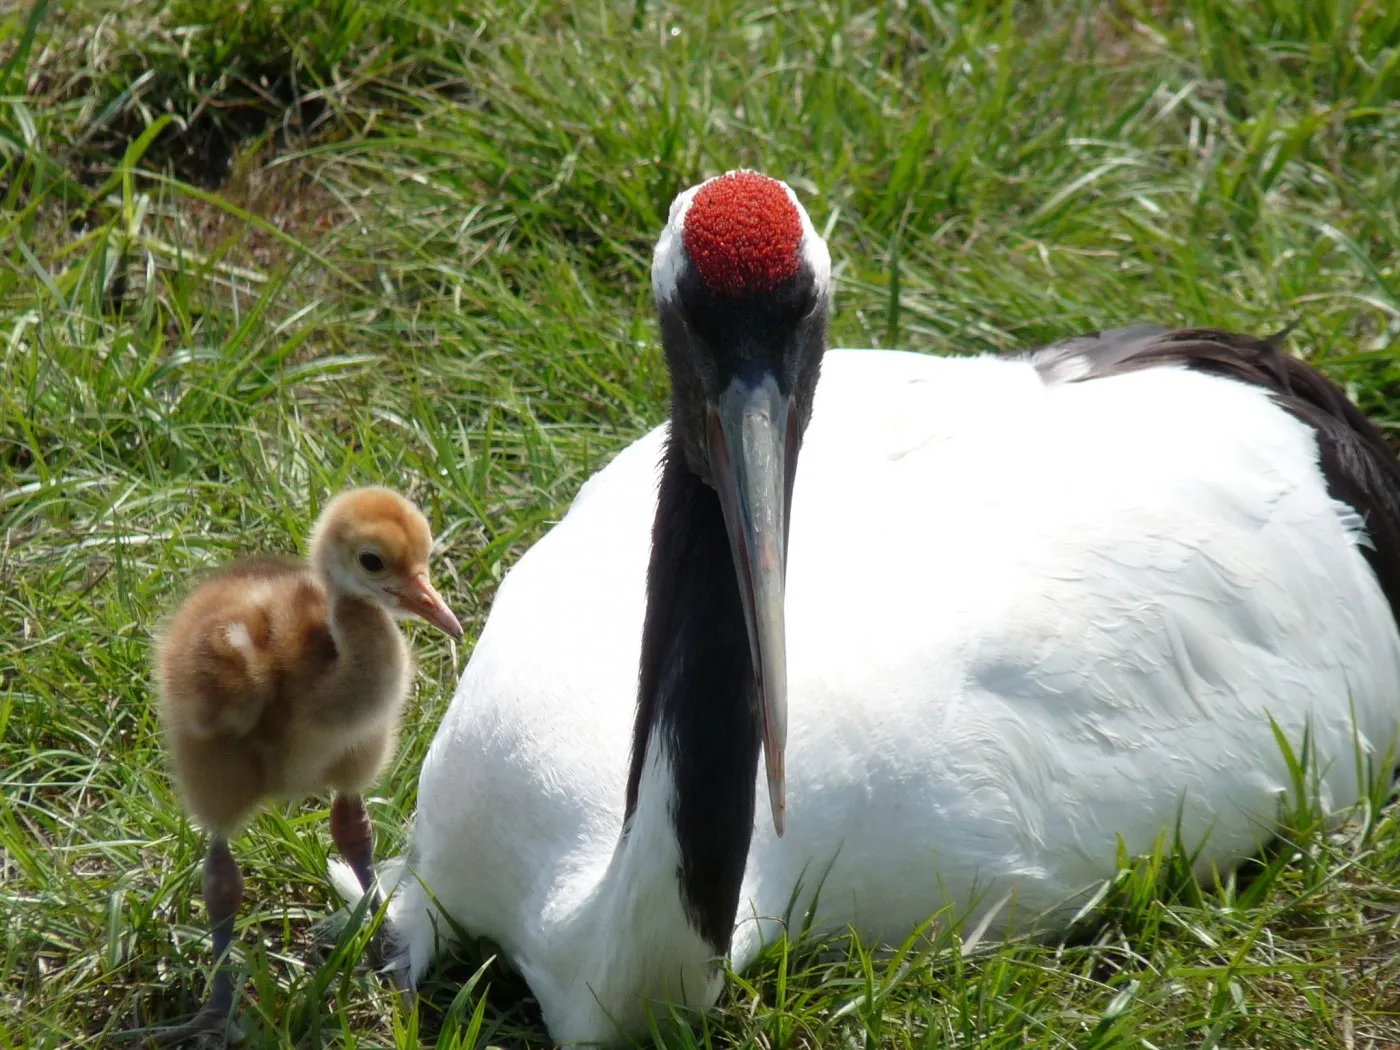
[358, 551, 385, 573]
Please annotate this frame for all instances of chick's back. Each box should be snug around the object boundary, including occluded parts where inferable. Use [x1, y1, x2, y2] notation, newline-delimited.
[155, 557, 338, 833]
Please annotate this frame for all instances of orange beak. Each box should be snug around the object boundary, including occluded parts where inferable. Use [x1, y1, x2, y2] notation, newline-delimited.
[391, 573, 463, 640]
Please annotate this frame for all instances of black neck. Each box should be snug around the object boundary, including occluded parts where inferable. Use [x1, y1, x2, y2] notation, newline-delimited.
[623, 429, 762, 953]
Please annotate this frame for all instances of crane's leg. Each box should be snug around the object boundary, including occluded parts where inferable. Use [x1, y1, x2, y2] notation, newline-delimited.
[330, 793, 415, 1014]
[130, 836, 246, 1045]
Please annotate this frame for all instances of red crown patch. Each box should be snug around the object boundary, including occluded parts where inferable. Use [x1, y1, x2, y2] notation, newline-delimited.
[681, 172, 803, 297]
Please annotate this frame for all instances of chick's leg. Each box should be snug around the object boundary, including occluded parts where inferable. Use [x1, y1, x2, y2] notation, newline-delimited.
[135, 836, 245, 1045]
[201, 837, 244, 1033]
[330, 792, 377, 895]
[329, 793, 415, 1013]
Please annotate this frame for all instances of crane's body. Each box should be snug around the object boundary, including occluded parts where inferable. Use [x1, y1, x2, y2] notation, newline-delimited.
[356, 172, 1400, 1046]
[388, 342, 1400, 1043]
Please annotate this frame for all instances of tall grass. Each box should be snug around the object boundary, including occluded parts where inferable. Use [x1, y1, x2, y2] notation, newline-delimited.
[3, 0, 1400, 1045]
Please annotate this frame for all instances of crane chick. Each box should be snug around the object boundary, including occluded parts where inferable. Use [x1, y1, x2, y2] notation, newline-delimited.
[148, 487, 462, 1042]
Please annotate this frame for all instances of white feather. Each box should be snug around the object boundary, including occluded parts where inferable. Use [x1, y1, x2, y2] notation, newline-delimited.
[327, 858, 365, 906]
[222, 621, 257, 661]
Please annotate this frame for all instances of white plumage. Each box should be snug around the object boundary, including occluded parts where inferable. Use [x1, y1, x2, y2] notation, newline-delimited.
[379, 345, 1400, 1043]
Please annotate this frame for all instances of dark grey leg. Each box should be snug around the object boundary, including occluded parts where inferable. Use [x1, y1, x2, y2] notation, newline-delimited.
[132, 836, 246, 1045]
[200, 838, 243, 1035]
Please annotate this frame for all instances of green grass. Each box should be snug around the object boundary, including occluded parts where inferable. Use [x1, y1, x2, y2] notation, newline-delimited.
[4, 0, 1400, 1045]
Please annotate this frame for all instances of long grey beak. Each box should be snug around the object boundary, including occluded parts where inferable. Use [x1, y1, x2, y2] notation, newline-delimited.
[708, 371, 795, 837]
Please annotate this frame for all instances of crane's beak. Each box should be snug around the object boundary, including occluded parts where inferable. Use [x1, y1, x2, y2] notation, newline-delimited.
[392, 574, 464, 641]
[708, 370, 795, 838]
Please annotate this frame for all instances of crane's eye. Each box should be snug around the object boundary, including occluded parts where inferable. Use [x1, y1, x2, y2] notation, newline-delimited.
[358, 550, 385, 574]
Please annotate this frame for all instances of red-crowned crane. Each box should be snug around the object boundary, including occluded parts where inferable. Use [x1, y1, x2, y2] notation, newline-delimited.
[357, 172, 1400, 1045]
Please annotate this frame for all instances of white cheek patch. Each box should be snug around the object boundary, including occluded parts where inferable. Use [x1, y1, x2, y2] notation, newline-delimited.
[650, 172, 832, 305]
[778, 180, 832, 301]
[652, 183, 701, 304]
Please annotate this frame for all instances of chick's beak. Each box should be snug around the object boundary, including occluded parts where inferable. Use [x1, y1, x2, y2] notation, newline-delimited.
[391, 573, 463, 640]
